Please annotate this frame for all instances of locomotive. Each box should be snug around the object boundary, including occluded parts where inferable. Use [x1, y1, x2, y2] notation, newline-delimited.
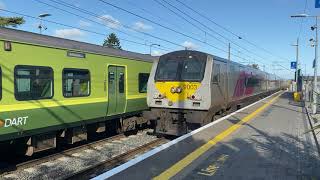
[145, 50, 287, 136]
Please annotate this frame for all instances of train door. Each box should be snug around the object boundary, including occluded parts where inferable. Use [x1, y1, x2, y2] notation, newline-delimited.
[220, 63, 227, 103]
[107, 66, 126, 116]
[211, 61, 227, 106]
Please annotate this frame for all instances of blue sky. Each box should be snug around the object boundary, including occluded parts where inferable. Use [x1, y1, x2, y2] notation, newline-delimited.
[0, 0, 319, 78]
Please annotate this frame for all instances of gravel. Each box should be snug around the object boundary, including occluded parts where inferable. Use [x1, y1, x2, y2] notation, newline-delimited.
[1, 130, 159, 180]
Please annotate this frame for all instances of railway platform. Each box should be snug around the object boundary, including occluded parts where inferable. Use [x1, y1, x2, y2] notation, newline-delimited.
[94, 91, 320, 180]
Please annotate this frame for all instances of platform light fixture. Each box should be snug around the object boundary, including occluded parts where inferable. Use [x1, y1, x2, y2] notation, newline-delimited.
[149, 44, 160, 55]
[38, 13, 51, 34]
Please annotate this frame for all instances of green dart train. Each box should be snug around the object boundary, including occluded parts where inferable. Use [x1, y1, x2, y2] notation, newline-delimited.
[0, 28, 155, 155]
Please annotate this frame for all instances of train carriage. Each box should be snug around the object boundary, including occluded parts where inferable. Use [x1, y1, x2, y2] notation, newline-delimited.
[0, 28, 155, 155]
[146, 50, 287, 136]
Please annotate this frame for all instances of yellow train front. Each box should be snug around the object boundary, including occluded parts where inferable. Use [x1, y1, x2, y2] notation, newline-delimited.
[146, 50, 212, 136]
[146, 50, 285, 136]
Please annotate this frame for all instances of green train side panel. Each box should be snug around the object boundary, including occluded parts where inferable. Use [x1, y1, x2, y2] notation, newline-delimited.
[126, 98, 148, 112]
[0, 39, 152, 141]
[0, 102, 106, 141]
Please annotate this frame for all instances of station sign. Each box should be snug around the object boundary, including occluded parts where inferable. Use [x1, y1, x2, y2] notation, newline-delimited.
[316, 0, 320, 8]
[290, 62, 297, 69]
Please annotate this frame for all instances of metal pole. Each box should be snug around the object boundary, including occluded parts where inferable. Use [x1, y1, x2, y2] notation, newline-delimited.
[313, 16, 318, 114]
[296, 38, 299, 91]
[228, 43, 231, 61]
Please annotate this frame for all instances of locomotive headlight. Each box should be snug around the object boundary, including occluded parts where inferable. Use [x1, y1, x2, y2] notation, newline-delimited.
[170, 86, 183, 94]
[170, 87, 176, 93]
[176, 87, 183, 93]
[189, 94, 202, 101]
[154, 93, 165, 99]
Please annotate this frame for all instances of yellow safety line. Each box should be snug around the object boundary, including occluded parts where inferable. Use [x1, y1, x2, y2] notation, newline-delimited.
[153, 92, 282, 180]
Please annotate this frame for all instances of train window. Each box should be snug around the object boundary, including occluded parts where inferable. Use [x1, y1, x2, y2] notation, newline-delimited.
[119, 72, 124, 93]
[14, 65, 53, 101]
[139, 73, 150, 93]
[63, 69, 90, 97]
[155, 59, 179, 81]
[212, 64, 220, 83]
[181, 59, 206, 81]
[155, 58, 206, 82]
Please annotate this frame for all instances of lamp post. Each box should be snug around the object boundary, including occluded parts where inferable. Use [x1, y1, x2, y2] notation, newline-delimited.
[38, 13, 51, 34]
[291, 38, 299, 91]
[149, 44, 160, 55]
[291, 14, 318, 114]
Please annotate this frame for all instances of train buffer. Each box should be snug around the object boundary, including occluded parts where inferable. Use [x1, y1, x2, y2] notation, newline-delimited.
[94, 91, 320, 180]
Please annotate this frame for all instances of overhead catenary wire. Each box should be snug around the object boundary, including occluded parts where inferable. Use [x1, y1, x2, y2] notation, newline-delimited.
[168, 0, 293, 72]
[33, 0, 185, 50]
[173, 0, 292, 63]
[3, 1, 292, 73]
[158, 0, 262, 56]
[0, 9, 172, 53]
[123, 0, 274, 70]
[151, 0, 292, 71]
[97, 1, 234, 53]
[122, 0, 204, 38]
[98, 0, 295, 72]
[96, 0, 260, 63]
[152, 0, 226, 45]
[34, 0, 173, 52]
[40, 0, 244, 57]
[173, 0, 242, 40]
[34, 0, 143, 42]
[98, 0, 294, 73]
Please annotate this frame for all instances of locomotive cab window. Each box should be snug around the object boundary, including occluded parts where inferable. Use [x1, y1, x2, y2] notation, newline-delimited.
[15, 65, 53, 100]
[155, 57, 206, 82]
[63, 69, 90, 97]
[212, 64, 220, 83]
[139, 73, 150, 93]
[181, 60, 206, 81]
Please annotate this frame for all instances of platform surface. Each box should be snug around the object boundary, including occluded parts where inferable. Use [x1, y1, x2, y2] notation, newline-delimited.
[97, 92, 320, 180]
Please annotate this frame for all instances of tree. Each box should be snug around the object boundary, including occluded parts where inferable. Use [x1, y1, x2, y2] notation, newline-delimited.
[0, 16, 25, 27]
[250, 64, 259, 70]
[103, 33, 122, 49]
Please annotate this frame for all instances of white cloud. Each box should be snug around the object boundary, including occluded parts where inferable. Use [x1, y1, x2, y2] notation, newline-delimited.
[182, 41, 198, 50]
[99, 15, 121, 29]
[79, 20, 91, 27]
[0, 1, 5, 9]
[132, 21, 152, 31]
[54, 28, 85, 40]
[151, 50, 163, 56]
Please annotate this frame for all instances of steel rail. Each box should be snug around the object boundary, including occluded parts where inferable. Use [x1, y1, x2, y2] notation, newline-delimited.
[65, 138, 167, 180]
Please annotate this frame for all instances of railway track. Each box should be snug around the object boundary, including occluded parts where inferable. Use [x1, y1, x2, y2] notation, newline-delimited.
[66, 138, 167, 180]
[1, 130, 165, 180]
[1, 134, 126, 174]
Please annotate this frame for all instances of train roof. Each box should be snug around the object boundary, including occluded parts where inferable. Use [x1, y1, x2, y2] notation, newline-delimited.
[0, 27, 156, 62]
[160, 50, 282, 79]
